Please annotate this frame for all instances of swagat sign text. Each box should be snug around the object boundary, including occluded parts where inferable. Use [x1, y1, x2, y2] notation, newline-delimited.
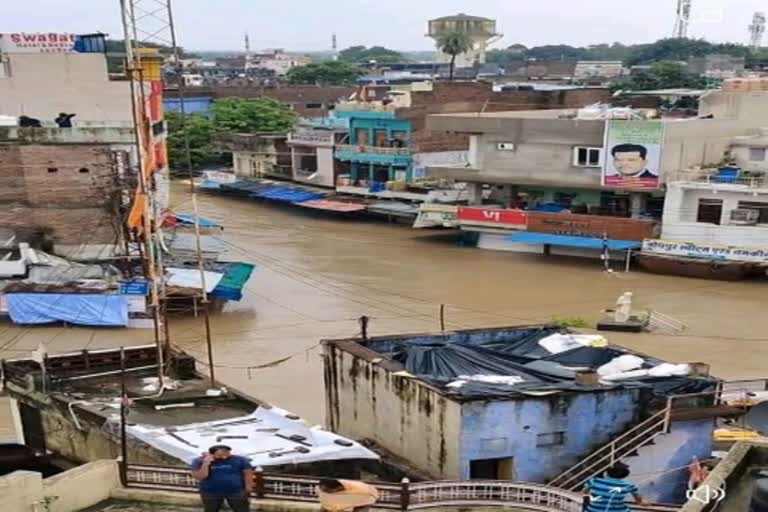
[0, 33, 77, 53]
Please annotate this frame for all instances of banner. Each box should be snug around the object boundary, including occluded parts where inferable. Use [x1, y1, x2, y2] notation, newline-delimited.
[457, 207, 528, 228]
[603, 121, 663, 190]
[642, 239, 768, 263]
[0, 33, 76, 53]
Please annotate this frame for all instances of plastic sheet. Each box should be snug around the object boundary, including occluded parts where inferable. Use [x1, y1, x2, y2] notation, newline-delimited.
[6, 293, 128, 326]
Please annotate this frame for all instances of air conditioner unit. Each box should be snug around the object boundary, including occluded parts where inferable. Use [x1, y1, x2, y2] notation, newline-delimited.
[730, 208, 760, 225]
[497, 143, 516, 151]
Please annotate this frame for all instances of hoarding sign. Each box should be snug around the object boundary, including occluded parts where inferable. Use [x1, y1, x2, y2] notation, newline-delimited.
[457, 207, 528, 228]
[0, 33, 77, 53]
[119, 279, 150, 296]
[603, 120, 664, 190]
[528, 212, 657, 241]
[642, 239, 768, 263]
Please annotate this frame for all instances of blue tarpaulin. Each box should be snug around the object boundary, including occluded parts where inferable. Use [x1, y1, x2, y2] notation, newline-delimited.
[174, 213, 221, 229]
[6, 294, 129, 326]
[250, 187, 325, 203]
[505, 232, 641, 251]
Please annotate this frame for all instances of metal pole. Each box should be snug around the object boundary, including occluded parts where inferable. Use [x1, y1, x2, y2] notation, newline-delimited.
[119, 346, 129, 486]
[625, 249, 632, 273]
[440, 304, 445, 332]
[360, 315, 369, 343]
[204, 304, 216, 388]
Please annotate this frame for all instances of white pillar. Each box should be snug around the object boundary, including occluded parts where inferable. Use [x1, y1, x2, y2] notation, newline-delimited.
[466, 183, 483, 205]
[630, 193, 647, 219]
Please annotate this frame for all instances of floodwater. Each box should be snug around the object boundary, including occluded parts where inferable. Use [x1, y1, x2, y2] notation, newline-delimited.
[2, 185, 768, 425]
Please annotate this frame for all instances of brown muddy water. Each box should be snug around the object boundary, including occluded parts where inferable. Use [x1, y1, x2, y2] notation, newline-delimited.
[2, 186, 768, 425]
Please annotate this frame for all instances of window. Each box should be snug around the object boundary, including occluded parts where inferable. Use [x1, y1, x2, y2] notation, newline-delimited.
[749, 147, 767, 162]
[78, 167, 90, 174]
[536, 432, 566, 447]
[469, 457, 516, 480]
[0, 58, 9, 78]
[304, 103, 323, 109]
[738, 201, 768, 223]
[47, 167, 58, 174]
[697, 198, 723, 225]
[573, 146, 602, 167]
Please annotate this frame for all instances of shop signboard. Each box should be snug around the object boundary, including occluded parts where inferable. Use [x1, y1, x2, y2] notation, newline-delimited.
[457, 207, 528, 229]
[0, 33, 77, 53]
[642, 239, 768, 263]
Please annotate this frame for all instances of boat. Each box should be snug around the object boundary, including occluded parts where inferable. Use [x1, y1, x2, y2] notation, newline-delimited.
[636, 253, 766, 281]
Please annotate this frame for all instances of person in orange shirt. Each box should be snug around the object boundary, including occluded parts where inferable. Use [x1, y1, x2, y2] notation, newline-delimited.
[317, 478, 380, 512]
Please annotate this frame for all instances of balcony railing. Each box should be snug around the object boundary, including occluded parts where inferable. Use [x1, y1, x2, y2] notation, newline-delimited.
[337, 144, 410, 156]
[669, 169, 768, 188]
[287, 131, 334, 145]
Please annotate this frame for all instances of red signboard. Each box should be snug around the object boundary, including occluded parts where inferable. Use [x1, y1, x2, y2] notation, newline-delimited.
[457, 207, 528, 227]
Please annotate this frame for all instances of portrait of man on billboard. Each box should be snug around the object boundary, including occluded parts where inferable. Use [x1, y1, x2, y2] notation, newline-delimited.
[610, 143, 657, 179]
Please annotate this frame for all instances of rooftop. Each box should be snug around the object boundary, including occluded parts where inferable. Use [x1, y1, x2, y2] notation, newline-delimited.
[325, 325, 717, 401]
[3, 345, 377, 468]
[0, 125, 135, 144]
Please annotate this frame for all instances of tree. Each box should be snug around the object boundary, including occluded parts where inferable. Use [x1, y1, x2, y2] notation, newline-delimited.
[339, 45, 404, 65]
[166, 98, 297, 169]
[211, 97, 297, 133]
[286, 61, 364, 86]
[611, 61, 707, 92]
[436, 31, 473, 80]
[166, 112, 219, 169]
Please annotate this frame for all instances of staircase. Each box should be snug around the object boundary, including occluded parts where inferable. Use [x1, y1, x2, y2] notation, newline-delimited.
[548, 406, 671, 491]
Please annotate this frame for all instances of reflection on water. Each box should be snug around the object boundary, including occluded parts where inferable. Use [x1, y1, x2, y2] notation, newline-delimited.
[2, 186, 768, 423]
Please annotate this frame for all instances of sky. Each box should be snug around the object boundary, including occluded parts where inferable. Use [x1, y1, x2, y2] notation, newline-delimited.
[3, 0, 765, 52]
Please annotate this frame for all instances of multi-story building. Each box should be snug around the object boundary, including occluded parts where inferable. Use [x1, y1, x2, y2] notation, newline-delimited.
[574, 61, 625, 82]
[287, 117, 349, 188]
[425, 93, 765, 260]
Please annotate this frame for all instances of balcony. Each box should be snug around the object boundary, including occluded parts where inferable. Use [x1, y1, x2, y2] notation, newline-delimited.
[669, 169, 768, 189]
[335, 144, 412, 165]
[287, 131, 334, 147]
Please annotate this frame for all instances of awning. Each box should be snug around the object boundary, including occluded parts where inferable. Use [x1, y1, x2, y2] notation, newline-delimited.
[506, 232, 641, 251]
[210, 262, 256, 301]
[297, 199, 367, 213]
[6, 293, 129, 327]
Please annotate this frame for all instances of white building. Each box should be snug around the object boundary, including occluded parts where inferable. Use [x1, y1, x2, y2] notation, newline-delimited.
[574, 61, 624, 81]
[0, 33, 131, 122]
[252, 49, 311, 76]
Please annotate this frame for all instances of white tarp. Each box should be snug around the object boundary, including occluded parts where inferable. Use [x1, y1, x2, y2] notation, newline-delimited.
[166, 268, 224, 293]
[538, 333, 608, 354]
[123, 407, 378, 467]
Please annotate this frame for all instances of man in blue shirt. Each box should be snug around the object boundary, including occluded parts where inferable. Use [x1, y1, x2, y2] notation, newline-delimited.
[191, 445, 254, 512]
[584, 463, 645, 512]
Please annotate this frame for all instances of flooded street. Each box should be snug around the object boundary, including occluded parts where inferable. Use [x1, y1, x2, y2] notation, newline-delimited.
[2, 185, 768, 424]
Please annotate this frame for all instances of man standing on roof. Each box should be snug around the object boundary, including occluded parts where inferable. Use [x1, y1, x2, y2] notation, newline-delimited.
[191, 444, 254, 512]
[583, 463, 645, 512]
[318, 478, 380, 511]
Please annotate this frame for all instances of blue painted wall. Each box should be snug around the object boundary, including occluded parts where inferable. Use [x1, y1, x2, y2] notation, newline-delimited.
[626, 418, 714, 504]
[459, 390, 640, 482]
[163, 96, 214, 114]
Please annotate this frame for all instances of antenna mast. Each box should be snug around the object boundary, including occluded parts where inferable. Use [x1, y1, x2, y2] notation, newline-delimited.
[673, 0, 692, 38]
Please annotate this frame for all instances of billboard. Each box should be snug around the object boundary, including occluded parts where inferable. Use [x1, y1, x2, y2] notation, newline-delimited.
[603, 120, 664, 190]
[0, 33, 77, 53]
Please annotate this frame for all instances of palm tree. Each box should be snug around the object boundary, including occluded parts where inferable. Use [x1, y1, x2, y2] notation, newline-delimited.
[436, 31, 473, 81]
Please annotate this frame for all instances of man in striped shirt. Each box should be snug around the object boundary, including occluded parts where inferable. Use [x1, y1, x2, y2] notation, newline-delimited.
[584, 463, 645, 512]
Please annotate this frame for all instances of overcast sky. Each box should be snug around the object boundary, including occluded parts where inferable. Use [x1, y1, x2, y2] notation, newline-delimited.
[3, 0, 764, 52]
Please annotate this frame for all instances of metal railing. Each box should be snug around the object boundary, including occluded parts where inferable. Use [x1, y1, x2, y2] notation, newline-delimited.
[336, 144, 410, 156]
[646, 311, 688, 334]
[550, 384, 764, 492]
[668, 170, 768, 188]
[124, 464, 583, 511]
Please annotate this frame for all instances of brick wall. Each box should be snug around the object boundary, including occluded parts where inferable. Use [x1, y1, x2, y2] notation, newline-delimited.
[0, 144, 120, 245]
[400, 83, 613, 153]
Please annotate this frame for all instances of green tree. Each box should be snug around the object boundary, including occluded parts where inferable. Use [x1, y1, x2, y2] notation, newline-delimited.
[166, 98, 297, 169]
[211, 97, 297, 133]
[436, 31, 473, 80]
[286, 61, 364, 85]
[339, 45, 404, 65]
[166, 111, 219, 169]
[611, 61, 707, 92]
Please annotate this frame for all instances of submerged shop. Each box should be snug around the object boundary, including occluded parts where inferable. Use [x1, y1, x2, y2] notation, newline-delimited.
[323, 324, 743, 504]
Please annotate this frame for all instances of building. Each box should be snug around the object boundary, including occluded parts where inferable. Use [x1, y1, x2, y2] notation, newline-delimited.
[0, 125, 135, 258]
[573, 61, 625, 82]
[425, 95, 765, 259]
[323, 324, 743, 504]
[0, 33, 131, 122]
[287, 117, 349, 188]
[251, 49, 311, 76]
[2, 345, 378, 477]
[427, 14, 502, 68]
[687, 54, 746, 79]
[218, 133, 292, 180]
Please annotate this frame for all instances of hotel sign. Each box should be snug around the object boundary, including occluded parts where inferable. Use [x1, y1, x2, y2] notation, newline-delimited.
[642, 239, 768, 263]
[0, 33, 77, 53]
